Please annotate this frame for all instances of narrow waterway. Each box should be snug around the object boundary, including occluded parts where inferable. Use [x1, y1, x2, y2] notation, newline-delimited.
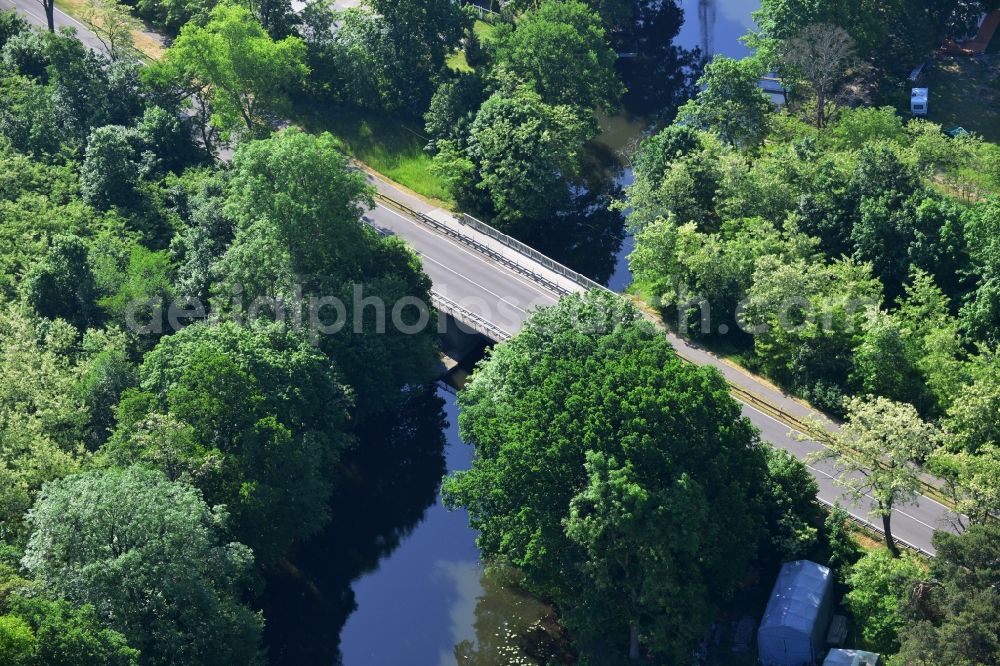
[264, 3, 762, 664]
[262, 379, 567, 665]
[337, 386, 480, 664]
[337, 383, 568, 665]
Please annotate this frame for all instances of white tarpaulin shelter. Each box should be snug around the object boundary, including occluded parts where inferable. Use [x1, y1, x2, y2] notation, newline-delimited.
[758, 560, 834, 666]
[823, 648, 880, 666]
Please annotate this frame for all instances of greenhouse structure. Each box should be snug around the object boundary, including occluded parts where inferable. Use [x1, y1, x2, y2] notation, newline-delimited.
[758, 560, 834, 666]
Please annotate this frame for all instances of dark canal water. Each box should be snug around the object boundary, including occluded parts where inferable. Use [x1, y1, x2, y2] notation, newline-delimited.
[262, 2, 760, 663]
[261, 382, 564, 665]
[335, 385, 558, 666]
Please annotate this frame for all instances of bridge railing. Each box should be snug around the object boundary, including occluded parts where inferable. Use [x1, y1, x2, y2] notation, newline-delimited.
[374, 190, 947, 556]
[374, 193, 574, 296]
[458, 212, 608, 294]
[432, 290, 512, 342]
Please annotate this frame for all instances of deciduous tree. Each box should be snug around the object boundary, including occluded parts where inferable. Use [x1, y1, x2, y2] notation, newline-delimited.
[3, 596, 139, 665]
[444, 290, 770, 662]
[488, 0, 622, 113]
[808, 396, 941, 556]
[22, 466, 264, 666]
[677, 56, 773, 149]
[106, 320, 351, 561]
[463, 85, 587, 226]
[215, 129, 437, 416]
[80, 0, 139, 62]
[0, 305, 90, 537]
[79, 125, 141, 210]
[159, 2, 307, 138]
[844, 548, 924, 653]
[896, 524, 1000, 666]
[20, 234, 101, 331]
[782, 23, 857, 128]
[929, 445, 1000, 530]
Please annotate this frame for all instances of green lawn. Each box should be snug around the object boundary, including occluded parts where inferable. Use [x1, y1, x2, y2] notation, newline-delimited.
[446, 50, 473, 73]
[446, 19, 495, 73]
[294, 103, 453, 205]
[292, 20, 497, 205]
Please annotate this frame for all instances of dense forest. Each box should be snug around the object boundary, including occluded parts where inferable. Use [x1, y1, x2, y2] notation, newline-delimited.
[0, 0, 998, 663]
[0, 5, 442, 661]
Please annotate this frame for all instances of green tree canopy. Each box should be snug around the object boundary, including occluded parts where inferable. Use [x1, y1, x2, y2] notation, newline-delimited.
[0, 614, 36, 666]
[444, 290, 770, 662]
[742, 256, 881, 407]
[761, 447, 821, 560]
[945, 350, 1000, 454]
[808, 396, 941, 556]
[106, 320, 351, 561]
[0, 305, 91, 538]
[79, 125, 141, 210]
[364, 0, 468, 107]
[930, 445, 1000, 531]
[677, 56, 773, 149]
[961, 197, 1000, 344]
[488, 0, 622, 113]
[844, 548, 924, 654]
[896, 524, 1000, 665]
[20, 234, 101, 331]
[462, 85, 587, 226]
[158, 1, 307, 138]
[2, 596, 139, 666]
[215, 129, 438, 417]
[752, 0, 991, 77]
[22, 466, 263, 666]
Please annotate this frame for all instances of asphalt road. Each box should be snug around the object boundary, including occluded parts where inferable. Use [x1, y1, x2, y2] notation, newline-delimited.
[2, 0, 955, 555]
[366, 203, 559, 337]
[744, 402, 953, 555]
[0, 0, 107, 51]
[360, 175, 955, 556]
[365, 175, 955, 554]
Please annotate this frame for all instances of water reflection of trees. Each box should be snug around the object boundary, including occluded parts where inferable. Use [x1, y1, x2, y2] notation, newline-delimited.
[614, 0, 701, 118]
[454, 567, 575, 666]
[514, 145, 627, 286]
[259, 386, 447, 666]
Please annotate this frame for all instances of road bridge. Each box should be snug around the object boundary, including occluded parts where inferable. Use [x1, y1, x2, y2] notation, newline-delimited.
[362, 171, 957, 557]
[0, 1, 959, 555]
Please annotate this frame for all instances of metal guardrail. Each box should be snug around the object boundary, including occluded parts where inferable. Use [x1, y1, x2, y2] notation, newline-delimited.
[816, 497, 934, 559]
[372, 190, 952, 548]
[373, 193, 572, 297]
[727, 379, 954, 509]
[432, 290, 512, 342]
[458, 212, 607, 293]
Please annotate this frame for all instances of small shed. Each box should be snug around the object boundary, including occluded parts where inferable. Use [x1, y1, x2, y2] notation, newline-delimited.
[823, 648, 881, 666]
[911, 88, 929, 116]
[758, 560, 834, 666]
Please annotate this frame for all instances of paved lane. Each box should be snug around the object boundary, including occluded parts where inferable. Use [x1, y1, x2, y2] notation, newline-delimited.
[0, 0, 957, 554]
[0, 0, 106, 51]
[747, 402, 954, 555]
[366, 202, 559, 337]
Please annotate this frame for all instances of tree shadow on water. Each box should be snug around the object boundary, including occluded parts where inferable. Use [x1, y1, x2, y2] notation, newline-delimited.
[258, 386, 448, 665]
[516, 146, 628, 286]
